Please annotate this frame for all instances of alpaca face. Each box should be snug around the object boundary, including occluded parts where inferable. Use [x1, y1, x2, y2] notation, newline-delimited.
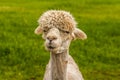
[43, 27, 72, 52]
[35, 25, 87, 53]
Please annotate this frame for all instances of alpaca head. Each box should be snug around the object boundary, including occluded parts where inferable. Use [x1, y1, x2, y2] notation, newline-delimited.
[35, 10, 87, 53]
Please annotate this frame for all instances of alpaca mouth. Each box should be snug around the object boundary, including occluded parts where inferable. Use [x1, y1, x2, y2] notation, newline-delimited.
[47, 46, 56, 50]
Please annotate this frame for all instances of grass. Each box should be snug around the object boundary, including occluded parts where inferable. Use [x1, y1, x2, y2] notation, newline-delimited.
[0, 0, 120, 80]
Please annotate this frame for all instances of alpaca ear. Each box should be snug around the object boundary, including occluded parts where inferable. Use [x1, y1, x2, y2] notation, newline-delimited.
[34, 26, 43, 35]
[73, 28, 87, 40]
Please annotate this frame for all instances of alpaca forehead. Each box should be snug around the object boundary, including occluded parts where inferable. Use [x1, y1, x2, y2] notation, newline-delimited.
[48, 28, 60, 33]
[39, 10, 76, 32]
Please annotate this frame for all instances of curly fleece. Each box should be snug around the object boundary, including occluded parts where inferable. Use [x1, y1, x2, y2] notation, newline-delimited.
[38, 10, 77, 33]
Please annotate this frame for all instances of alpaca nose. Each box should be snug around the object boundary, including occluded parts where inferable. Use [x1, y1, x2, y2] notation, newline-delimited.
[47, 36, 57, 41]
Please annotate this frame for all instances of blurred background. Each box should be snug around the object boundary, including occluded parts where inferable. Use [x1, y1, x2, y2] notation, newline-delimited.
[0, 0, 120, 80]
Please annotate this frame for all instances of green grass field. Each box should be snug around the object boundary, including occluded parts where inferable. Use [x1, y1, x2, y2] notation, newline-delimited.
[0, 0, 120, 80]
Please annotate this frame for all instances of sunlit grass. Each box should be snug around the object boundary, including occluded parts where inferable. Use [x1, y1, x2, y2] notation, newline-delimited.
[0, 0, 120, 80]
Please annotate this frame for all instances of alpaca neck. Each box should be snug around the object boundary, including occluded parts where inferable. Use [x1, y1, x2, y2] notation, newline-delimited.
[50, 50, 68, 80]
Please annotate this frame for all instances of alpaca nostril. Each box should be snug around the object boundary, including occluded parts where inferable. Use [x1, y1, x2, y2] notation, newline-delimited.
[53, 37, 57, 40]
[49, 40, 52, 43]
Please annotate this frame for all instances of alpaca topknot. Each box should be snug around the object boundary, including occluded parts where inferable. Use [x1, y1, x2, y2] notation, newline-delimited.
[38, 10, 77, 32]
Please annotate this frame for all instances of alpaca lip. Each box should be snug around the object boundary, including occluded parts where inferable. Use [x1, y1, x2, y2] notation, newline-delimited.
[48, 46, 55, 49]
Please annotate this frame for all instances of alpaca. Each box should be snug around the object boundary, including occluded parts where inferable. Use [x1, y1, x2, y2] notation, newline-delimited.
[34, 10, 87, 80]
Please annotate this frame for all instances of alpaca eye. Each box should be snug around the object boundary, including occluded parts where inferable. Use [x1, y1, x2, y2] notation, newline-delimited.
[65, 31, 70, 34]
[43, 30, 47, 32]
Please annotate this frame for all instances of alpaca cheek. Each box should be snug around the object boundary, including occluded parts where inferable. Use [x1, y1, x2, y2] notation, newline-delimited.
[53, 39, 62, 47]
